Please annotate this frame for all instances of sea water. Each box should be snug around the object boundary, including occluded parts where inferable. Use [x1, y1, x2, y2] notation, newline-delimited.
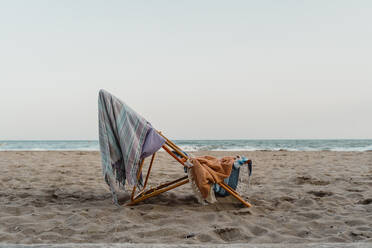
[0, 139, 371, 152]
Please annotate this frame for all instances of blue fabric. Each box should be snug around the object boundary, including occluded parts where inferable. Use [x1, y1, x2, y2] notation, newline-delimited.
[213, 165, 240, 196]
[140, 125, 165, 159]
[234, 156, 249, 169]
[213, 156, 252, 197]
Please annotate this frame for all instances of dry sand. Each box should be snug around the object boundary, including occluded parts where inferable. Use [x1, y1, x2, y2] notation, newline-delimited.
[0, 151, 371, 244]
[1, 243, 372, 248]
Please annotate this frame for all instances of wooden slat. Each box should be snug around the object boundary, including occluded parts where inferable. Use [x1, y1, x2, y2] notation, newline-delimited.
[218, 182, 251, 208]
[127, 178, 190, 206]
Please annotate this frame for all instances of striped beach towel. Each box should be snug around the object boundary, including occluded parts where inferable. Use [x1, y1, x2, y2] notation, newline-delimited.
[98, 89, 150, 203]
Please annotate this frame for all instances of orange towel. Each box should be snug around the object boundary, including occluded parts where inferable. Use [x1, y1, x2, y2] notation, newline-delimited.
[190, 156, 235, 199]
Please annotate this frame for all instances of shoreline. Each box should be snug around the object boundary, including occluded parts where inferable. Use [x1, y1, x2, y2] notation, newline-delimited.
[1, 139, 372, 153]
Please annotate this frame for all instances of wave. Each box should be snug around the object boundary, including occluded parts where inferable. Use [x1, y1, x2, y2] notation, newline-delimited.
[1, 140, 372, 152]
[177, 144, 372, 152]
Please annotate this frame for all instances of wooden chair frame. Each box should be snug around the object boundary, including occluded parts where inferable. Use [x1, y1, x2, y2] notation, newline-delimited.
[127, 132, 251, 208]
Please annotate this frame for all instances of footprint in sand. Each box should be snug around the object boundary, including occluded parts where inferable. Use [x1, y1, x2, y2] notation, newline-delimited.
[232, 209, 252, 216]
[295, 176, 330, 186]
[296, 229, 311, 238]
[214, 227, 243, 241]
[350, 231, 371, 241]
[196, 233, 214, 242]
[357, 198, 372, 205]
[307, 190, 333, 197]
[249, 225, 268, 236]
[298, 212, 322, 219]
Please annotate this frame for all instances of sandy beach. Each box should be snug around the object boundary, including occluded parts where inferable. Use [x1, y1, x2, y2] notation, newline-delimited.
[0, 151, 371, 244]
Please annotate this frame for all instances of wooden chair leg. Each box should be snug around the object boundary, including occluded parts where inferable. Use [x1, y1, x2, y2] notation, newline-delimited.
[131, 158, 145, 201]
[135, 153, 156, 197]
[218, 182, 251, 208]
[162, 145, 187, 167]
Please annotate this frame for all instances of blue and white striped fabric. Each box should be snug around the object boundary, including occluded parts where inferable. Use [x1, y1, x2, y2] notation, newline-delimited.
[98, 89, 151, 203]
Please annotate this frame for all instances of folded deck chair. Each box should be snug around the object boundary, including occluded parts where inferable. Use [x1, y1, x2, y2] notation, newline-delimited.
[98, 89, 251, 208]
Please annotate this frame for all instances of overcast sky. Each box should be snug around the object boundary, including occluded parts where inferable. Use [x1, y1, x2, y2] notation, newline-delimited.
[1, 1, 371, 140]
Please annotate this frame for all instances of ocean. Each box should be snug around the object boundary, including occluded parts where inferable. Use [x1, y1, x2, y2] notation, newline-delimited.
[0, 139, 372, 152]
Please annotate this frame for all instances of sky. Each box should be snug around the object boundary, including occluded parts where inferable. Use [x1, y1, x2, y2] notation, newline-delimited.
[1, 0, 371, 140]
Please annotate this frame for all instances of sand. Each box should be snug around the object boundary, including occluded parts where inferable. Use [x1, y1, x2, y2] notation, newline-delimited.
[0, 151, 371, 244]
[1, 243, 371, 248]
